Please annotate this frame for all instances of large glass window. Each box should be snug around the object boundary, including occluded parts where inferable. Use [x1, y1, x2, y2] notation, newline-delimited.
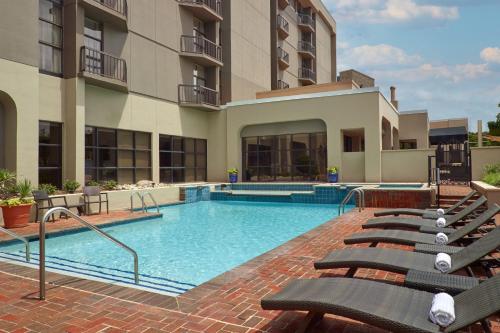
[159, 135, 207, 183]
[39, 121, 63, 188]
[242, 132, 327, 182]
[85, 127, 151, 184]
[39, 0, 63, 75]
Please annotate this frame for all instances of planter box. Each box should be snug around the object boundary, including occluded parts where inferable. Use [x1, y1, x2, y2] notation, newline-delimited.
[471, 181, 500, 207]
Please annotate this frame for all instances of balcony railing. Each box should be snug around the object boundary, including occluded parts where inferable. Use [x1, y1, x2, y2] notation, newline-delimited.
[179, 84, 219, 107]
[277, 15, 289, 39]
[298, 13, 314, 31]
[180, 35, 222, 64]
[177, 0, 222, 20]
[277, 47, 289, 65]
[93, 0, 127, 17]
[298, 67, 316, 83]
[277, 80, 290, 89]
[80, 46, 127, 83]
[298, 40, 316, 57]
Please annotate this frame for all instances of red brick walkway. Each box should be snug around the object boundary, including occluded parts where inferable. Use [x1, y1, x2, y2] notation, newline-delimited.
[0, 193, 498, 332]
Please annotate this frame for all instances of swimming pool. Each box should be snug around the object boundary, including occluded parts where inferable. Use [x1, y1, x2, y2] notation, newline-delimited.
[0, 201, 350, 296]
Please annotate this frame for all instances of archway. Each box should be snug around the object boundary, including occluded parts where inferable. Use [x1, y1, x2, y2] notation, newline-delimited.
[0, 91, 17, 172]
[381, 117, 392, 150]
[392, 127, 399, 150]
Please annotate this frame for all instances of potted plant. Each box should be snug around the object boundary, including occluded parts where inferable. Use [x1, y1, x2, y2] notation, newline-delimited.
[327, 167, 339, 183]
[63, 179, 80, 194]
[227, 168, 239, 183]
[0, 170, 35, 229]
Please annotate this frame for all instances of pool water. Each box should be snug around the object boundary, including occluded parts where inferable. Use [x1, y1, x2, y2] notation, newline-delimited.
[0, 201, 350, 296]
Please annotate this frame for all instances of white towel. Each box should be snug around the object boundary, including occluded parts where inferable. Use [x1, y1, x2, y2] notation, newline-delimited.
[436, 208, 445, 217]
[435, 253, 452, 273]
[436, 217, 446, 228]
[435, 232, 449, 245]
[429, 293, 455, 327]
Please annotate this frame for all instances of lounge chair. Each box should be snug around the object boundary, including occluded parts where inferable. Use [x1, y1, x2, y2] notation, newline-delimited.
[314, 225, 500, 275]
[344, 204, 500, 246]
[373, 191, 477, 218]
[261, 274, 500, 333]
[363, 196, 487, 230]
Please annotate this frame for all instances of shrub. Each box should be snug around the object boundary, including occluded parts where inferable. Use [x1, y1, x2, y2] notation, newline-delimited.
[0, 178, 35, 206]
[38, 183, 57, 195]
[86, 180, 100, 187]
[63, 180, 80, 194]
[482, 163, 500, 187]
[101, 180, 118, 191]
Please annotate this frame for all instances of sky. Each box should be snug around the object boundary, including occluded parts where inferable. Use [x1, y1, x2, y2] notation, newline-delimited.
[323, 0, 500, 131]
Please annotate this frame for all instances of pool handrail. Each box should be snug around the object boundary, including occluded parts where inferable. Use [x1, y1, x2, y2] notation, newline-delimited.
[39, 207, 139, 300]
[339, 188, 365, 215]
[0, 226, 30, 262]
[130, 191, 145, 212]
[141, 192, 160, 214]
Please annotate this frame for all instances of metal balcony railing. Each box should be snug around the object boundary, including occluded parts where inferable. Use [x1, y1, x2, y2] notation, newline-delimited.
[277, 80, 290, 89]
[277, 15, 289, 34]
[93, 0, 128, 17]
[178, 0, 222, 16]
[179, 85, 219, 107]
[277, 47, 289, 64]
[298, 41, 316, 56]
[180, 35, 222, 63]
[298, 13, 314, 29]
[80, 46, 127, 83]
[299, 67, 316, 82]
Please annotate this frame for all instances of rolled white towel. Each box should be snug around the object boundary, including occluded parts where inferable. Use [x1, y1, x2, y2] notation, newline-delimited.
[436, 217, 446, 228]
[435, 232, 449, 245]
[429, 292, 455, 327]
[435, 253, 452, 273]
[436, 208, 445, 217]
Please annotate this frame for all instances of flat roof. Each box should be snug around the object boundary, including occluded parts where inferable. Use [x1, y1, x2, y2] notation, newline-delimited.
[429, 126, 468, 137]
[399, 110, 428, 115]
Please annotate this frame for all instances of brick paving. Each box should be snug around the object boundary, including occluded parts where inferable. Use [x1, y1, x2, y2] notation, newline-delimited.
[0, 187, 498, 332]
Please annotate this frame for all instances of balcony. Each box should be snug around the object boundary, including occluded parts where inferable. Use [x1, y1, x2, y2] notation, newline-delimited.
[178, 84, 220, 111]
[278, 0, 289, 10]
[298, 67, 316, 85]
[80, 0, 128, 30]
[298, 13, 315, 32]
[276, 15, 289, 40]
[277, 47, 289, 70]
[180, 35, 223, 67]
[298, 40, 316, 59]
[277, 80, 290, 90]
[177, 0, 222, 22]
[79, 46, 128, 91]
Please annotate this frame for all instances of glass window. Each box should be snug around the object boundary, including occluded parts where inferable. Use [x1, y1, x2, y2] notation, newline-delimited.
[159, 135, 208, 183]
[39, 121, 62, 188]
[39, 0, 63, 75]
[242, 132, 327, 182]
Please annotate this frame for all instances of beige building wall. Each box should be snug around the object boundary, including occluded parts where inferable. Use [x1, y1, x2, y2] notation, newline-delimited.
[381, 149, 435, 182]
[315, 16, 332, 84]
[399, 111, 430, 149]
[471, 147, 500, 181]
[430, 118, 469, 131]
[341, 152, 365, 182]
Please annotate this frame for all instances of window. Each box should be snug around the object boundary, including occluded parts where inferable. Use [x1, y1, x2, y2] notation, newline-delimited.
[159, 135, 207, 183]
[400, 139, 417, 150]
[242, 133, 327, 182]
[85, 127, 151, 184]
[39, 121, 62, 188]
[39, 0, 63, 75]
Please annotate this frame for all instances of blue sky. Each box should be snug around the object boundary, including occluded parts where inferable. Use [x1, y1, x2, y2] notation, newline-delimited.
[324, 0, 500, 131]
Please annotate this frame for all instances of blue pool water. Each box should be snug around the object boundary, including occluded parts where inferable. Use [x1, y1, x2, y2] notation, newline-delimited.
[0, 201, 350, 296]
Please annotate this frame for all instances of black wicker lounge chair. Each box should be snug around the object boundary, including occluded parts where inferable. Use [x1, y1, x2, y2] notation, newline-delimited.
[373, 191, 477, 218]
[345, 204, 499, 246]
[261, 274, 500, 333]
[363, 196, 487, 230]
[315, 225, 500, 275]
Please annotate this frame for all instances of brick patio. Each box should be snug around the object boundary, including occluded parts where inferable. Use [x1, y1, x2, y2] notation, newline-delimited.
[0, 186, 498, 332]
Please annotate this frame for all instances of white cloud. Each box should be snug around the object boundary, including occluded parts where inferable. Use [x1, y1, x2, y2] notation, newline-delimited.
[480, 47, 500, 64]
[343, 44, 422, 67]
[325, 0, 459, 23]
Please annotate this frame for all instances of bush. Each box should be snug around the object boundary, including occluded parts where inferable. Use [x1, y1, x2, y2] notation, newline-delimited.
[63, 180, 80, 193]
[86, 180, 100, 187]
[101, 180, 118, 191]
[38, 183, 57, 195]
[482, 163, 500, 187]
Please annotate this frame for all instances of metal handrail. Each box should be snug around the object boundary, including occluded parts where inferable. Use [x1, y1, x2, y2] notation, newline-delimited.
[0, 226, 30, 262]
[141, 192, 160, 214]
[130, 191, 145, 212]
[339, 188, 365, 215]
[39, 207, 139, 300]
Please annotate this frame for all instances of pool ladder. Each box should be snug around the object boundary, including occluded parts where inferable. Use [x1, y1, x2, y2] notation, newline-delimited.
[130, 191, 160, 213]
[338, 188, 366, 215]
[0, 226, 30, 262]
[39, 207, 139, 300]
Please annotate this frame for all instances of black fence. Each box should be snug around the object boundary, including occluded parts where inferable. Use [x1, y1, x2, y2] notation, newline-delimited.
[80, 46, 127, 83]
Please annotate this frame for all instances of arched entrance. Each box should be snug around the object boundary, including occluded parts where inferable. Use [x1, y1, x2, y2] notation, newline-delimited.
[0, 91, 17, 172]
[381, 117, 392, 150]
